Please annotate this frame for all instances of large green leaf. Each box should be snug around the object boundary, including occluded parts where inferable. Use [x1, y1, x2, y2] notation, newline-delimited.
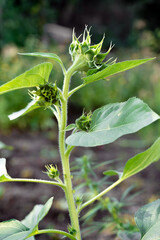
[18, 52, 63, 67]
[0, 220, 30, 240]
[0, 158, 11, 182]
[121, 137, 160, 180]
[135, 199, 160, 240]
[0, 197, 53, 240]
[0, 62, 53, 95]
[83, 58, 154, 84]
[8, 100, 41, 120]
[66, 97, 159, 147]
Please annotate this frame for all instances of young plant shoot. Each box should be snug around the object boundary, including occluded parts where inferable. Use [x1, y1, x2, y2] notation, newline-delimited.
[0, 27, 160, 240]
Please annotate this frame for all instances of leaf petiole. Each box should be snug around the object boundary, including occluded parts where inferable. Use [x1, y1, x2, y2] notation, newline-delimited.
[30, 229, 76, 240]
[5, 177, 65, 189]
[68, 83, 86, 97]
[78, 178, 122, 213]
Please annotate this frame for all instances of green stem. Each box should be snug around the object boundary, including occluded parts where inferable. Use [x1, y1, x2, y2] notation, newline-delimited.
[78, 179, 122, 213]
[31, 229, 76, 240]
[58, 64, 82, 240]
[6, 178, 64, 189]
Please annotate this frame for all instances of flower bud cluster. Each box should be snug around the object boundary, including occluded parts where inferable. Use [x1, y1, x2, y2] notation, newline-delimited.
[44, 164, 59, 180]
[75, 111, 92, 132]
[69, 26, 115, 75]
[75, 196, 83, 206]
[29, 82, 60, 108]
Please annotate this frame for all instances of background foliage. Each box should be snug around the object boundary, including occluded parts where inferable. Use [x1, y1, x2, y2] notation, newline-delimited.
[0, 0, 160, 48]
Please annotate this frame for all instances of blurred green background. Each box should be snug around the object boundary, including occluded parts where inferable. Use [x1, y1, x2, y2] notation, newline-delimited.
[0, 0, 159, 140]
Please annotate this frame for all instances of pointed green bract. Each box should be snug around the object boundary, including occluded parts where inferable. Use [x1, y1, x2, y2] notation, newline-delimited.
[121, 138, 160, 180]
[0, 197, 53, 240]
[83, 58, 155, 84]
[66, 97, 159, 147]
[135, 199, 160, 240]
[0, 158, 11, 182]
[9, 100, 41, 120]
[0, 62, 53, 95]
[18, 52, 63, 67]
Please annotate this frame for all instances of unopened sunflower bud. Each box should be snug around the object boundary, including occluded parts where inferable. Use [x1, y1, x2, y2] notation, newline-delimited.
[37, 82, 60, 105]
[44, 164, 59, 180]
[69, 26, 115, 74]
[29, 82, 60, 108]
[75, 111, 92, 131]
[75, 196, 83, 206]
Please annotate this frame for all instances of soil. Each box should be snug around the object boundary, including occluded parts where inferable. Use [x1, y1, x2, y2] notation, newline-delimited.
[0, 128, 160, 240]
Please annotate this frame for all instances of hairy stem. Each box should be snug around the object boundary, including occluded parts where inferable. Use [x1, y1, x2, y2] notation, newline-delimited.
[58, 64, 81, 240]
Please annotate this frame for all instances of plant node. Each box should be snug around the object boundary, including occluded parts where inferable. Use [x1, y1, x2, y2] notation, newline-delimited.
[68, 224, 77, 236]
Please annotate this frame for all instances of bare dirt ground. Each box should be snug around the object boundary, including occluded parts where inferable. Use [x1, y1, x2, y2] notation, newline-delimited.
[0, 129, 160, 240]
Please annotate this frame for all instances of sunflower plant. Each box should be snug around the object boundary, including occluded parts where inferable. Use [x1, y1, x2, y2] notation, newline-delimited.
[0, 27, 160, 240]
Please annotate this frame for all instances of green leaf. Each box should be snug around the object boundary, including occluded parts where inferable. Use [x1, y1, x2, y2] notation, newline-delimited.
[121, 137, 160, 180]
[0, 62, 53, 95]
[27, 236, 36, 240]
[0, 197, 53, 240]
[135, 199, 160, 240]
[8, 100, 41, 120]
[66, 97, 159, 147]
[0, 158, 11, 182]
[18, 52, 63, 67]
[21, 197, 53, 240]
[0, 220, 30, 240]
[103, 170, 123, 178]
[26, 236, 36, 240]
[83, 58, 155, 84]
[22, 197, 53, 228]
